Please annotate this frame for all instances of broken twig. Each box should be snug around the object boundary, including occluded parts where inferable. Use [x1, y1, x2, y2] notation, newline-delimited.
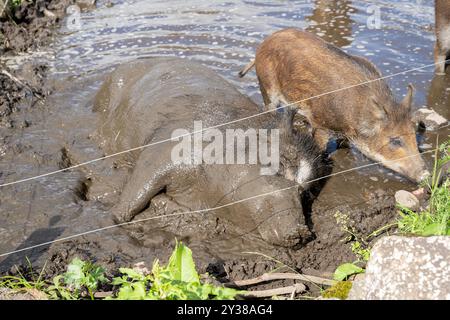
[0, 0, 9, 18]
[240, 283, 306, 298]
[231, 272, 336, 287]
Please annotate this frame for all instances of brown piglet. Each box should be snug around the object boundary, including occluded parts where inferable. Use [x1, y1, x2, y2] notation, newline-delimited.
[435, 0, 450, 75]
[239, 28, 429, 183]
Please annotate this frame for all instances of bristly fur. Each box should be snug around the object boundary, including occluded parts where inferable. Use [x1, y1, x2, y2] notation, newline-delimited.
[279, 108, 332, 190]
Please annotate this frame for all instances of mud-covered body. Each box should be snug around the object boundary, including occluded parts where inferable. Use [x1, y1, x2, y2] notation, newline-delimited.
[435, 0, 450, 74]
[92, 57, 329, 247]
[242, 28, 428, 183]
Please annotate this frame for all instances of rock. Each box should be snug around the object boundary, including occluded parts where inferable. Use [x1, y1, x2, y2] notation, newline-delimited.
[346, 274, 365, 299]
[413, 107, 448, 131]
[411, 187, 426, 201]
[395, 190, 420, 211]
[75, 0, 96, 11]
[348, 236, 450, 300]
[43, 8, 57, 19]
[133, 261, 150, 275]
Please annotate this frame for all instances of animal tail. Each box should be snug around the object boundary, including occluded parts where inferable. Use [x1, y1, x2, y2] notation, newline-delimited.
[238, 60, 255, 78]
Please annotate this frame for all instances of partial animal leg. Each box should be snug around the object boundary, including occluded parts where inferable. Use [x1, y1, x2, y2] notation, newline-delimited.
[262, 89, 289, 111]
[111, 146, 173, 223]
[256, 65, 284, 111]
[435, 43, 448, 75]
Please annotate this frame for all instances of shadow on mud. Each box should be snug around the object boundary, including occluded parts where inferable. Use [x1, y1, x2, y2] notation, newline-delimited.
[0, 216, 65, 272]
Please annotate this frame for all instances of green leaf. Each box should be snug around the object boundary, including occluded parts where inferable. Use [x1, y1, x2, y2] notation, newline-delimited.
[166, 241, 200, 283]
[64, 258, 85, 289]
[115, 282, 147, 300]
[117, 268, 146, 281]
[333, 263, 364, 281]
[109, 242, 241, 300]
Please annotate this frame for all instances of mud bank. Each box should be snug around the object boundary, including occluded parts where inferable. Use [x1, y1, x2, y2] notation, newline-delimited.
[0, 0, 447, 298]
[0, 0, 82, 273]
[0, 0, 76, 128]
[0, 0, 75, 54]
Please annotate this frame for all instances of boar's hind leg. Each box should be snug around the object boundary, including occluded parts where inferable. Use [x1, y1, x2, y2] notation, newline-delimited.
[435, 44, 449, 75]
[257, 75, 287, 111]
[111, 147, 171, 223]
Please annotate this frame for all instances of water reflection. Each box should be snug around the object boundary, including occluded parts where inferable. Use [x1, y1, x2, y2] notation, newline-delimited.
[306, 0, 356, 47]
[427, 73, 450, 120]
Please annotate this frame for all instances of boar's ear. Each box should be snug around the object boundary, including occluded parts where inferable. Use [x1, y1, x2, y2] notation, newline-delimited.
[400, 84, 415, 112]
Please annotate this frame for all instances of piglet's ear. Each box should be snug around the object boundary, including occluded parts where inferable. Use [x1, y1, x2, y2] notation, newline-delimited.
[400, 83, 415, 112]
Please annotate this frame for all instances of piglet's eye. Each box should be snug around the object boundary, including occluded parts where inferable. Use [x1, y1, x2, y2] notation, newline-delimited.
[389, 137, 403, 147]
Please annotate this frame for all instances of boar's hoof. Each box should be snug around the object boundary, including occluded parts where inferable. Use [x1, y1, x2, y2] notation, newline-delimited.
[111, 202, 135, 224]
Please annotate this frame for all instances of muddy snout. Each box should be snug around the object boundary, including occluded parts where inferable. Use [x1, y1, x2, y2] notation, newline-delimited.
[413, 167, 431, 184]
[248, 180, 312, 248]
[408, 166, 430, 184]
[397, 156, 430, 184]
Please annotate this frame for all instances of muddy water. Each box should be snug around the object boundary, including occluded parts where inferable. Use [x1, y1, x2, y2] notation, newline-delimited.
[0, 0, 449, 273]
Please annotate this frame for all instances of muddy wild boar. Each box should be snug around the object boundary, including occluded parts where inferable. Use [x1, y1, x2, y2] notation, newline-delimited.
[435, 0, 450, 75]
[92, 57, 330, 247]
[239, 28, 429, 183]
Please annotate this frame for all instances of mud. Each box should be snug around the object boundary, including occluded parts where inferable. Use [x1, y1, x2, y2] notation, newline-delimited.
[0, 0, 73, 133]
[0, 0, 75, 54]
[0, 0, 449, 296]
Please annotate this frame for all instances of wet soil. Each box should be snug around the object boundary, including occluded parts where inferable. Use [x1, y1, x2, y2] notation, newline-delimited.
[0, 0, 76, 131]
[0, 0, 448, 297]
[0, 0, 75, 54]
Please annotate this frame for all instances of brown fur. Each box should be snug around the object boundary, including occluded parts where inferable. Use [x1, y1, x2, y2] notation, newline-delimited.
[435, 0, 450, 74]
[241, 28, 428, 182]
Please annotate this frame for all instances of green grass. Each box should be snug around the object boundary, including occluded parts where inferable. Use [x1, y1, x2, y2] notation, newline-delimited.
[1, 0, 22, 13]
[10, 0, 22, 8]
[397, 139, 450, 236]
[398, 178, 449, 236]
[0, 258, 47, 292]
[0, 242, 242, 300]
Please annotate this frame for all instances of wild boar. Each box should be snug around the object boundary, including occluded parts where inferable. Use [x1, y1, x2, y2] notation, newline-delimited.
[239, 28, 429, 183]
[92, 57, 330, 247]
[435, 0, 450, 75]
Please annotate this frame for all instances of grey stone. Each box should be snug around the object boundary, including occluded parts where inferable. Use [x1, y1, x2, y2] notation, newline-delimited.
[395, 190, 420, 211]
[414, 107, 447, 131]
[347, 274, 366, 299]
[75, 0, 97, 10]
[348, 236, 450, 300]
